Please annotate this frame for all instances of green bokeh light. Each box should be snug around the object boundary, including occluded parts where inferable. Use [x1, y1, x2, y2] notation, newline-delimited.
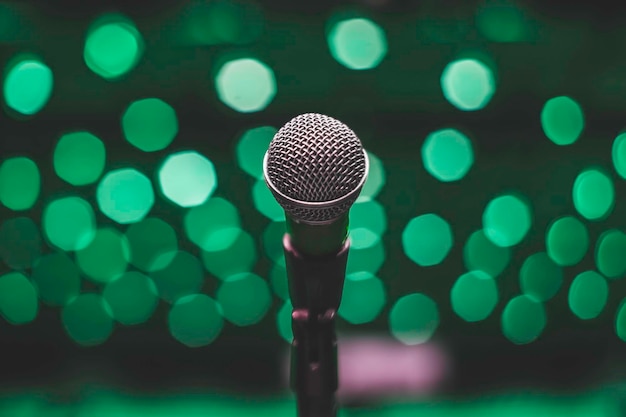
[595, 229, 626, 279]
[541, 96, 584, 145]
[358, 151, 386, 201]
[277, 300, 293, 343]
[103, 271, 158, 325]
[451, 270, 498, 322]
[520, 252, 563, 302]
[125, 217, 178, 272]
[217, 273, 271, 326]
[270, 263, 288, 301]
[0, 396, 45, 417]
[84, 17, 143, 79]
[338, 271, 386, 325]
[122, 98, 178, 152]
[572, 168, 614, 221]
[422, 128, 474, 181]
[0, 272, 37, 325]
[236, 126, 277, 179]
[618, 303, 626, 341]
[568, 271, 608, 320]
[389, 293, 439, 345]
[62, 294, 114, 346]
[402, 214, 453, 266]
[253, 178, 285, 221]
[8, 387, 614, 415]
[463, 229, 511, 278]
[349, 227, 381, 251]
[616, 299, 626, 342]
[441, 59, 495, 111]
[546, 216, 589, 266]
[612, 132, 626, 179]
[215, 58, 276, 113]
[168, 294, 223, 347]
[0, 217, 41, 269]
[32, 253, 80, 306]
[476, 1, 529, 42]
[347, 236, 385, 274]
[97, 168, 155, 224]
[151, 251, 203, 303]
[483, 194, 531, 247]
[76, 228, 130, 284]
[0, 157, 40, 211]
[53, 131, 106, 186]
[501, 295, 546, 345]
[350, 198, 387, 238]
[328, 18, 387, 70]
[184, 197, 241, 252]
[4, 58, 53, 115]
[43, 196, 96, 251]
[262, 221, 286, 266]
[158, 151, 217, 208]
[201, 230, 257, 280]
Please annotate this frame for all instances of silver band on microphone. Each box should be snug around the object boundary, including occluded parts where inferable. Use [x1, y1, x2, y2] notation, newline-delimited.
[262, 149, 369, 225]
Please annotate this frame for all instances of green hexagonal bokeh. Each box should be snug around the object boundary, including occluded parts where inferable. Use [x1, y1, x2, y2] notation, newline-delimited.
[441, 59, 495, 111]
[97, 168, 155, 224]
[402, 214, 453, 266]
[4, 58, 53, 116]
[54, 131, 106, 186]
[158, 150, 217, 208]
[328, 18, 387, 70]
[0, 157, 40, 211]
[236, 126, 277, 179]
[215, 58, 276, 113]
[122, 98, 178, 152]
[84, 17, 143, 80]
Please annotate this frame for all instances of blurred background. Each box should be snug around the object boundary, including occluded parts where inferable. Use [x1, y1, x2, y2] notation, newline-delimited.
[1, 0, 626, 415]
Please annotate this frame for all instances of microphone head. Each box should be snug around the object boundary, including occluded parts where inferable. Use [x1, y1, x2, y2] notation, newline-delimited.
[263, 113, 368, 224]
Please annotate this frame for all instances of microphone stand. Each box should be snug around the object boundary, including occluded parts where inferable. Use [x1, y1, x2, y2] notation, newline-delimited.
[283, 234, 349, 417]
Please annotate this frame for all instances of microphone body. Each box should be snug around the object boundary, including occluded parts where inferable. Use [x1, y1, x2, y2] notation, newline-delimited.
[286, 214, 349, 256]
[263, 113, 368, 417]
[285, 235, 348, 417]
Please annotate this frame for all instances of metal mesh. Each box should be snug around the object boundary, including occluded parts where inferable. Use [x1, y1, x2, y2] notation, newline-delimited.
[265, 113, 367, 222]
[276, 199, 356, 223]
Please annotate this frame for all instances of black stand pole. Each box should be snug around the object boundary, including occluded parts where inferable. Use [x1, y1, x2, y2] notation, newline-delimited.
[283, 235, 349, 417]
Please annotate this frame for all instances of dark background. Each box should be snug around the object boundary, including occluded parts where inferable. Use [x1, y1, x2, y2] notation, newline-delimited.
[1, 0, 626, 408]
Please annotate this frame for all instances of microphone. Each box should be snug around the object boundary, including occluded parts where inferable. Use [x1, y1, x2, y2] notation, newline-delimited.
[263, 113, 369, 256]
[263, 113, 369, 417]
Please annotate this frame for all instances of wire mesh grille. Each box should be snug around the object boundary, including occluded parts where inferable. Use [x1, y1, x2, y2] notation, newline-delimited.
[265, 113, 367, 222]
